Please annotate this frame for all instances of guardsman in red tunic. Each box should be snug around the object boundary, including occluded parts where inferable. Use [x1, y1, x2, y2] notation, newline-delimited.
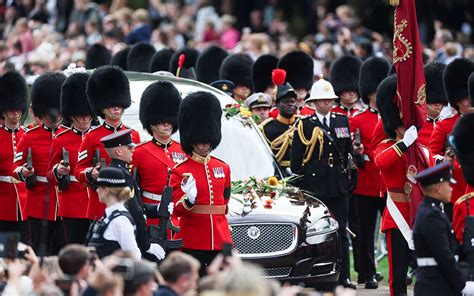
[171, 91, 232, 275]
[329, 56, 363, 118]
[0, 71, 29, 242]
[132, 81, 185, 231]
[452, 77, 474, 243]
[12, 72, 67, 255]
[373, 75, 433, 296]
[418, 63, 448, 146]
[74, 66, 140, 220]
[429, 59, 474, 207]
[47, 73, 94, 244]
[277, 50, 314, 116]
[350, 57, 390, 289]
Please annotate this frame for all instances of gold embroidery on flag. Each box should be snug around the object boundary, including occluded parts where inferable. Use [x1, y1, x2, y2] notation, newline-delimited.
[393, 13, 413, 64]
[415, 83, 426, 106]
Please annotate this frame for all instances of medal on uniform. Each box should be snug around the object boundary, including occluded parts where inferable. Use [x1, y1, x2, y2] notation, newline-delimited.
[172, 152, 186, 163]
[213, 167, 225, 178]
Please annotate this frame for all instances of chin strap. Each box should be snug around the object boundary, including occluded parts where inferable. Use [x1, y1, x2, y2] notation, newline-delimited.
[103, 109, 123, 121]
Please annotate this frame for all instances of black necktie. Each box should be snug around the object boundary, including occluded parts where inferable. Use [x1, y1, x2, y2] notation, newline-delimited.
[323, 117, 329, 129]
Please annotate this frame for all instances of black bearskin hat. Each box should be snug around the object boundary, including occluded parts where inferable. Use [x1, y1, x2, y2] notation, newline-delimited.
[85, 44, 111, 69]
[252, 54, 278, 93]
[219, 53, 253, 90]
[178, 91, 222, 154]
[376, 75, 401, 138]
[31, 72, 66, 118]
[196, 45, 228, 84]
[110, 47, 130, 70]
[451, 113, 474, 186]
[424, 62, 447, 105]
[443, 58, 474, 109]
[469, 73, 474, 105]
[61, 73, 94, 120]
[127, 42, 156, 72]
[86, 66, 131, 118]
[329, 55, 362, 96]
[139, 81, 182, 135]
[149, 48, 175, 73]
[169, 47, 199, 75]
[358, 57, 390, 104]
[277, 51, 313, 90]
[0, 71, 28, 115]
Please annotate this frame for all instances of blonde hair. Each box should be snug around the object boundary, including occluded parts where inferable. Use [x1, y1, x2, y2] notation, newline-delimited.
[108, 186, 132, 202]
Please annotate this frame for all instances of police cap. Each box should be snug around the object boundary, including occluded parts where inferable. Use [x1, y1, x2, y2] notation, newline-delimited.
[414, 162, 456, 187]
[96, 167, 127, 187]
[100, 129, 135, 148]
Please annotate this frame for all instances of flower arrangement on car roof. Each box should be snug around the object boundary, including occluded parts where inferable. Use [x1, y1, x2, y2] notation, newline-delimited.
[223, 103, 262, 125]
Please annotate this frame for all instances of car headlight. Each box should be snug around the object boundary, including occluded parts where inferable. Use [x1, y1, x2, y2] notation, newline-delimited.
[306, 217, 338, 237]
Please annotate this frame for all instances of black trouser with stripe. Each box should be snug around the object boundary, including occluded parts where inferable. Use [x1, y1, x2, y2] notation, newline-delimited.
[356, 195, 386, 281]
[182, 248, 220, 277]
[387, 229, 410, 296]
[29, 217, 65, 256]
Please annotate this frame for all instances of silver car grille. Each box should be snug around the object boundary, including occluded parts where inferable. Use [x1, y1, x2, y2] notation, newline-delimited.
[262, 267, 292, 278]
[230, 223, 298, 258]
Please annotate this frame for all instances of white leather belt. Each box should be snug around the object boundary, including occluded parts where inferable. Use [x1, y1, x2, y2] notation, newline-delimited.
[363, 154, 370, 161]
[417, 257, 437, 266]
[142, 191, 162, 201]
[36, 176, 48, 183]
[70, 176, 78, 182]
[0, 176, 14, 183]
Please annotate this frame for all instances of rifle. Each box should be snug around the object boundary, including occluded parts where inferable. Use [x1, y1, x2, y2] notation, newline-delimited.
[58, 148, 70, 191]
[25, 148, 36, 189]
[355, 128, 361, 146]
[93, 149, 100, 167]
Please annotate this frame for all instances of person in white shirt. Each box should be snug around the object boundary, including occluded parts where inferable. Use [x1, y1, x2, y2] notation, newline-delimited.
[87, 167, 141, 259]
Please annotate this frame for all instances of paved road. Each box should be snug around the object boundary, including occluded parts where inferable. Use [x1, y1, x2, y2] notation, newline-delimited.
[355, 285, 413, 296]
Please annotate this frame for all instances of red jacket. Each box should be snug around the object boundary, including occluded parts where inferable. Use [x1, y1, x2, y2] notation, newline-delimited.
[300, 105, 316, 116]
[74, 122, 140, 220]
[132, 139, 186, 227]
[418, 117, 436, 147]
[47, 127, 89, 219]
[171, 154, 232, 251]
[0, 125, 27, 221]
[349, 107, 381, 197]
[331, 103, 359, 118]
[452, 184, 474, 243]
[11, 124, 66, 220]
[374, 139, 432, 231]
[428, 114, 467, 203]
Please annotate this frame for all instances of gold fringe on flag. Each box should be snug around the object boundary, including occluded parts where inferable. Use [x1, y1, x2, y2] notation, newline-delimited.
[389, 0, 399, 6]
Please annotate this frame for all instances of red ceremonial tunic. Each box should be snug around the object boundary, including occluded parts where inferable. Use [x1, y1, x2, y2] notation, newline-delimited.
[299, 105, 316, 116]
[374, 139, 433, 231]
[0, 125, 27, 221]
[132, 139, 186, 226]
[452, 184, 474, 243]
[418, 117, 436, 147]
[74, 121, 140, 220]
[349, 107, 381, 197]
[370, 119, 387, 197]
[428, 113, 467, 203]
[47, 126, 89, 219]
[11, 124, 66, 220]
[171, 154, 232, 251]
[331, 103, 359, 118]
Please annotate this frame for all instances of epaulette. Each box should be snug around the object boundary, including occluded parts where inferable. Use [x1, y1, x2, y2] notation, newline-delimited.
[173, 157, 189, 168]
[88, 125, 101, 133]
[332, 112, 347, 117]
[381, 138, 395, 143]
[352, 107, 367, 118]
[54, 128, 71, 138]
[210, 155, 228, 166]
[455, 192, 474, 205]
[438, 113, 456, 122]
[20, 126, 28, 132]
[258, 117, 274, 129]
[24, 125, 40, 134]
[134, 140, 151, 148]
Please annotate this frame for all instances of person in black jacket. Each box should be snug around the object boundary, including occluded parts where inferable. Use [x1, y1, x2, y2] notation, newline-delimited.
[413, 162, 474, 296]
[291, 78, 356, 289]
[100, 129, 172, 261]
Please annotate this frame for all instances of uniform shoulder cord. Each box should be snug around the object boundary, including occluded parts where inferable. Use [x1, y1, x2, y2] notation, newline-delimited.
[296, 120, 324, 164]
[456, 192, 474, 216]
[271, 126, 295, 163]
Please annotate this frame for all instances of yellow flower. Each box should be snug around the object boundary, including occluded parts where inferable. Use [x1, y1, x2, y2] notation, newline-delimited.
[268, 176, 279, 186]
[240, 107, 252, 118]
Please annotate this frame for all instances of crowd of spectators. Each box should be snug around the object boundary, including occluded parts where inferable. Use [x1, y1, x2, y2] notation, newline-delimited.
[0, 0, 472, 77]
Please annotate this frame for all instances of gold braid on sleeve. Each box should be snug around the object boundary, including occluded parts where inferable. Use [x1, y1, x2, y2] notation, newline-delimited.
[270, 126, 295, 163]
[297, 120, 324, 164]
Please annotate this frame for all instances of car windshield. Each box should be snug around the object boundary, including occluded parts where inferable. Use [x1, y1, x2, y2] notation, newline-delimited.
[123, 73, 279, 181]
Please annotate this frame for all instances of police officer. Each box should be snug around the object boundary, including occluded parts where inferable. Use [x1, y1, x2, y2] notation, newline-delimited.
[244, 92, 272, 123]
[291, 78, 356, 289]
[87, 167, 140, 259]
[413, 162, 474, 296]
[261, 72, 298, 173]
[12, 72, 67, 255]
[171, 91, 232, 276]
[74, 66, 141, 221]
[100, 129, 168, 261]
[0, 71, 29, 242]
[47, 73, 94, 245]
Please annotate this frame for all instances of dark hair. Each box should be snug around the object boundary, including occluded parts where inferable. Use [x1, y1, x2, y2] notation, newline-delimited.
[124, 261, 156, 294]
[160, 252, 200, 283]
[58, 244, 89, 276]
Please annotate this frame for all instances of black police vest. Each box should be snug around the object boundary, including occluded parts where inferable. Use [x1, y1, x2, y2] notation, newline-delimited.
[87, 210, 136, 259]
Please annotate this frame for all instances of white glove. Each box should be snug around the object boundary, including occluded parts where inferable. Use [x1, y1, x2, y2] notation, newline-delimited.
[146, 243, 166, 260]
[462, 281, 474, 295]
[181, 175, 197, 204]
[402, 125, 418, 147]
[156, 202, 174, 215]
